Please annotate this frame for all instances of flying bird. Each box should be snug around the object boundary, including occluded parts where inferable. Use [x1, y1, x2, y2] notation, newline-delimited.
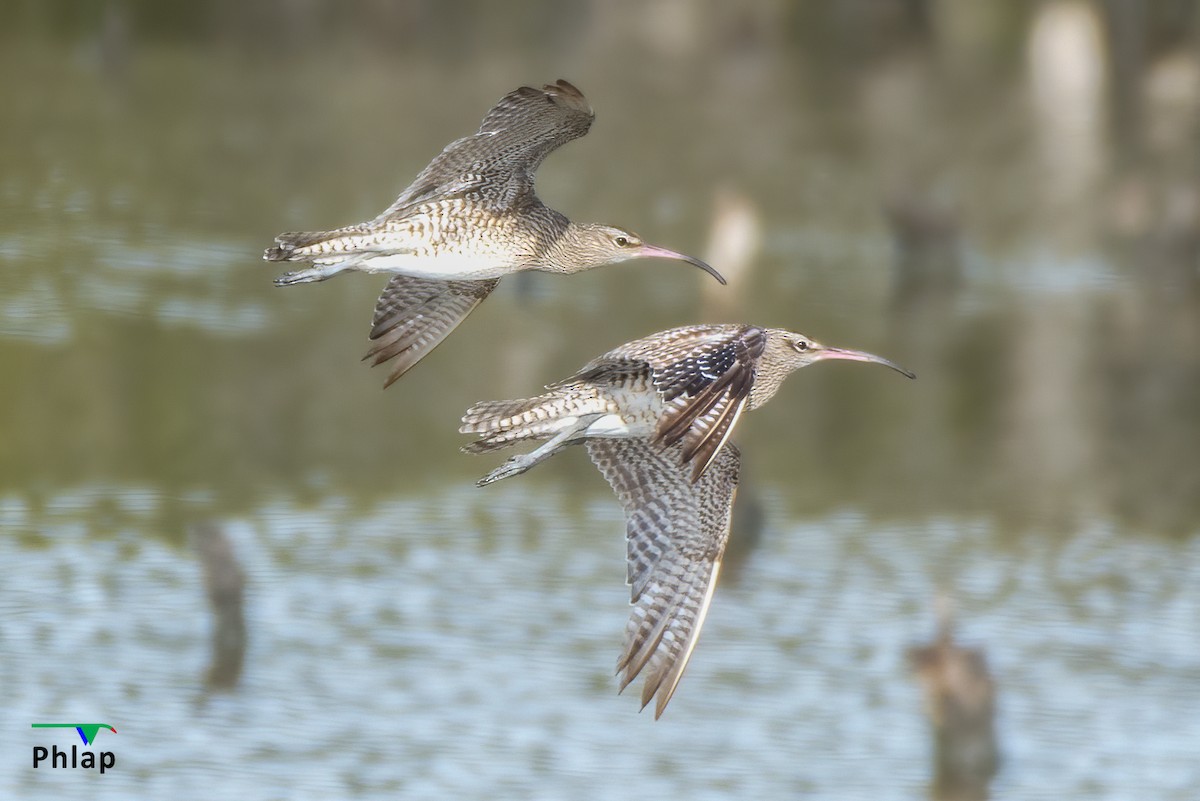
[264, 80, 723, 386]
[460, 324, 913, 716]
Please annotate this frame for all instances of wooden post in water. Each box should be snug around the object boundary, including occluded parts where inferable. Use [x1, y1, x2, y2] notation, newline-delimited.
[191, 522, 247, 691]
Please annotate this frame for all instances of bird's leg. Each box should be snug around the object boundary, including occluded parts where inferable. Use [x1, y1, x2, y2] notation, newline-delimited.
[476, 414, 603, 487]
[273, 257, 360, 287]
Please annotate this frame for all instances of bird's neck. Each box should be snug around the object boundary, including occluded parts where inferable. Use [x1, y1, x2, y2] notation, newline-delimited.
[747, 337, 798, 409]
[537, 217, 595, 274]
[748, 368, 790, 410]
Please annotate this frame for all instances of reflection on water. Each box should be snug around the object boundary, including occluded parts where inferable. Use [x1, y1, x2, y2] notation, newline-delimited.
[4, 487, 1200, 799]
[3, 2, 1199, 799]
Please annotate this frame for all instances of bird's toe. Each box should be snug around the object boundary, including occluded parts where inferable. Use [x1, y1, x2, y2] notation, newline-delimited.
[274, 269, 317, 287]
[477, 456, 530, 487]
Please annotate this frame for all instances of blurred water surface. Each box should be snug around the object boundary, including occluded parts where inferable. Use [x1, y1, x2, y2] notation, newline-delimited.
[2, 3, 1199, 799]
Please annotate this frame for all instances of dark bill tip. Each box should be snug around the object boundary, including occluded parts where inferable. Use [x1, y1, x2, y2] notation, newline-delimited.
[818, 346, 916, 379]
[638, 244, 727, 285]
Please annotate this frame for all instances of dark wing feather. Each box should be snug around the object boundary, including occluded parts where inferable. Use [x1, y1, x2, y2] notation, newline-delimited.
[364, 276, 499, 387]
[658, 378, 751, 482]
[649, 326, 762, 480]
[586, 438, 740, 719]
[377, 79, 593, 218]
[557, 325, 763, 480]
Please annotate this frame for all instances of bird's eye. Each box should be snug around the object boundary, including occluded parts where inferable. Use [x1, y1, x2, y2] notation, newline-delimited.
[793, 340, 810, 352]
[614, 236, 629, 247]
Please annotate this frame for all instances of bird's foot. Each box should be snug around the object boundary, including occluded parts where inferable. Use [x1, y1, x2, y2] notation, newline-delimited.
[473, 418, 598, 488]
[274, 268, 331, 287]
[476, 455, 536, 487]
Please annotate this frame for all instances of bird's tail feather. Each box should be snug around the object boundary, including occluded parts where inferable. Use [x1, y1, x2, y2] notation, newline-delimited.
[263, 224, 380, 262]
[460, 388, 607, 453]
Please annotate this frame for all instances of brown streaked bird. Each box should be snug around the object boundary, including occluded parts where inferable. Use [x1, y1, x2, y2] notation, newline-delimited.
[264, 79, 724, 387]
[460, 324, 914, 716]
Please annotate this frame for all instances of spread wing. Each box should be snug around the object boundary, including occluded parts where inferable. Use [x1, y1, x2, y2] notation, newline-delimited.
[586, 437, 740, 718]
[364, 276, 499, 387]
[377, 79, 594, 218]
[568, 325, 765, 481]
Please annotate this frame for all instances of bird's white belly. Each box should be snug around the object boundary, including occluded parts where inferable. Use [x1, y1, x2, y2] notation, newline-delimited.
[582, 390, 662, 439]
[582, 414, 654, 438]
[353, 251, 521, 280]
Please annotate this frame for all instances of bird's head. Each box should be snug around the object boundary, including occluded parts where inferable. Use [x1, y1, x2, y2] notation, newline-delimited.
[771, 330, 916, 378]
[562, 223, 726, 284]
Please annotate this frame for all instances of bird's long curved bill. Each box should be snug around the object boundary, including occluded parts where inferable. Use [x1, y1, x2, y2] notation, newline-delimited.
[638, 245, 727, 285]
[817, 347, 916, 379]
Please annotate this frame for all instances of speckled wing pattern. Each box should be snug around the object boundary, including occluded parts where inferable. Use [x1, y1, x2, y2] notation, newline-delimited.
[377, 79, 594, 218]
[586, 438, 740, 718]
[364, 275, 499, 386]
[570, 325, 766, 481]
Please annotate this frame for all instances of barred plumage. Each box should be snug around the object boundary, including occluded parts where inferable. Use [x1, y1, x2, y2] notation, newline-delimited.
[264, 80, 721, 386]
[461, 324, 913, 716]
[588, 438, 739, 718]
[364, 276, 499, 387]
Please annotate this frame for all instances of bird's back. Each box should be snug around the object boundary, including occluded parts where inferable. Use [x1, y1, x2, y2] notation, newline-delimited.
[462, 324, 769, 481]
[562, 325, 765, 479]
